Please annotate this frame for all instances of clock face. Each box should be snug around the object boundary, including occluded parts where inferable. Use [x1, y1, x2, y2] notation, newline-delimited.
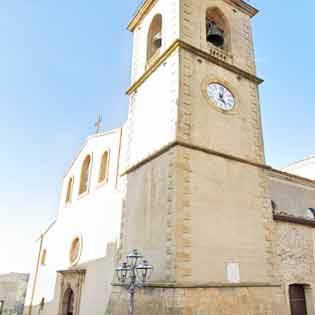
[207, 83, 235, 111]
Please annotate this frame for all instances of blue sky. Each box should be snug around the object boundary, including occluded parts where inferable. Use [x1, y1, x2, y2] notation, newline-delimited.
[0, 0, 314, 274]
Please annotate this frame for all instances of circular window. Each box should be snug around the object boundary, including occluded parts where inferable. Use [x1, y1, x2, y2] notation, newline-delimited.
[69, 236, 82, 265]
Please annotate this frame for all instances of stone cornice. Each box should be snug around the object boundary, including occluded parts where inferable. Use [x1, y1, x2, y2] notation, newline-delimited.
[57, 269, 86, 275]
[113, 282, 280, 288]
[273, 213, 315, 228]
[268, 168, 315, 188]
[128, 0, 258, 32]
[225, 0, 258, 17]
[120, 141, 315, 195]
[126, 40, 263, 95]
[128, 0, 159, 32]
[120, 140, 271, 176]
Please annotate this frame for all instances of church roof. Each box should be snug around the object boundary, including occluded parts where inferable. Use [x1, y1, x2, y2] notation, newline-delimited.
[63, 128, 122, 179]
[280, 156, 315, 181]
[282, 156, 315, 172]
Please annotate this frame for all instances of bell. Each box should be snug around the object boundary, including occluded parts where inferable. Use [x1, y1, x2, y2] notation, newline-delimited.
[153, 32, 162, 49]
[207, 22, 224, 47]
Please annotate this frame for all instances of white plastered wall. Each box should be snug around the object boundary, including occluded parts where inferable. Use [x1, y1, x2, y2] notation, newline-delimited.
[131, 0, 180, 83]
[127, 51, 179, 167]
[25, 130, 124, 315]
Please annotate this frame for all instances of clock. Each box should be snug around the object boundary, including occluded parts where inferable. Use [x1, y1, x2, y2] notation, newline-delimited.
[207, 83, 235, 111]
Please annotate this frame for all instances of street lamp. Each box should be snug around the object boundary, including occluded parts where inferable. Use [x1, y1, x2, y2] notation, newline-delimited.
[115, 249, 153, 315]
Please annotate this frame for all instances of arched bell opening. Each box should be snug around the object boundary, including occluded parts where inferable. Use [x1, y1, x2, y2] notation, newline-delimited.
[61, 288, 75, 315]
[147, 14, 163, 63]
[206, 8, 230, 51]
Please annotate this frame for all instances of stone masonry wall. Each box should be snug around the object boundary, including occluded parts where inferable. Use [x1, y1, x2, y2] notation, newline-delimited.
[274, 222, 315, 284]
[106, 285, 286, 315]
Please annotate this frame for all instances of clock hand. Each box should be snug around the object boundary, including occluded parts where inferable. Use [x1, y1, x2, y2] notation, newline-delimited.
[220, 86, 225, 97]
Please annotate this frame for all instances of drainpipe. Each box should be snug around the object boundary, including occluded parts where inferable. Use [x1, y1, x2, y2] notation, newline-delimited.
[28, 234, 44, 315]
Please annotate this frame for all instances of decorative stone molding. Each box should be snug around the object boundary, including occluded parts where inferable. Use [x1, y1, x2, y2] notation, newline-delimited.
[273, 213, 315, 227]
[257, 170, 276, 282]
[126, 40, 264, 96]
[165, 148, 176, 281]
[57, 269, 85, 315]
[176, 147, 193, 281]
[121, 141, 271, 177]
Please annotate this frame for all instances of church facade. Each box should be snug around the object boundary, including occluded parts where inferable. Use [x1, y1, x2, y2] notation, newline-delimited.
[25, 0, 315, 315]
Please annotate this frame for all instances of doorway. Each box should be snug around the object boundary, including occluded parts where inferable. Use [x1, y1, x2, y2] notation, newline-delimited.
[289, 284, 307, 315]
[62, 288, 75, 315]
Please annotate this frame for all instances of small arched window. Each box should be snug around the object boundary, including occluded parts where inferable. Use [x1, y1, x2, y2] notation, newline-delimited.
[99, 150, 109, 183]
[206, 8, 229, 50]
[79, 155, 91, 195]
[69, 236, 82, 265]
[147, 14, 162, 63]
[41, 249, 47, 266]
[65, 177, 74, 204]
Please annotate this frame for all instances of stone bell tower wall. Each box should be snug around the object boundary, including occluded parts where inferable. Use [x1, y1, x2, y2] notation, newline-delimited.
[179, 0, 257, 75]
[177, 48, 265, 164]
[106, 285, 286, 315]
[174, 147, 275, 283]
[109, 0, 289, 313]
[119, 147, 178, 282]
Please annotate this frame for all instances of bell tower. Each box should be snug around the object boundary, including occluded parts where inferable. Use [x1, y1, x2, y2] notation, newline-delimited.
[109, 0, 286, 314]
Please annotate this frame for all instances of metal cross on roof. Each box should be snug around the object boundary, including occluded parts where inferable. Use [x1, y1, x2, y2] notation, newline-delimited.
[94, 115, 102, 134]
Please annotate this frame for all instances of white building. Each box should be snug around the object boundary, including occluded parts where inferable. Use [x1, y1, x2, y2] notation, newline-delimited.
[25, 129, 125, 315]
[282, 156, 315, 181]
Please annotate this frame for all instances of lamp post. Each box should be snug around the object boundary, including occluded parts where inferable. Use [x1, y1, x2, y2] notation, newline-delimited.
[115, 249, 153, 315]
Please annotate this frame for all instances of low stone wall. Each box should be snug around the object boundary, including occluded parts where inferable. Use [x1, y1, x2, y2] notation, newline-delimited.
[106, 284, 286, 315]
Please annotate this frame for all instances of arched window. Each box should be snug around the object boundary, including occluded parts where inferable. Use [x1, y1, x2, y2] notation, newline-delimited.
[79, 155, 91, 195]
[69, 236, 82, 265]
[65, 177, 74, 204]
[206, 8, 229, 50]
[41, 249, 47, 266]
[99, 150, 109, 183]
[147, 14, 162, 63]
[61, 288, 74, 315]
